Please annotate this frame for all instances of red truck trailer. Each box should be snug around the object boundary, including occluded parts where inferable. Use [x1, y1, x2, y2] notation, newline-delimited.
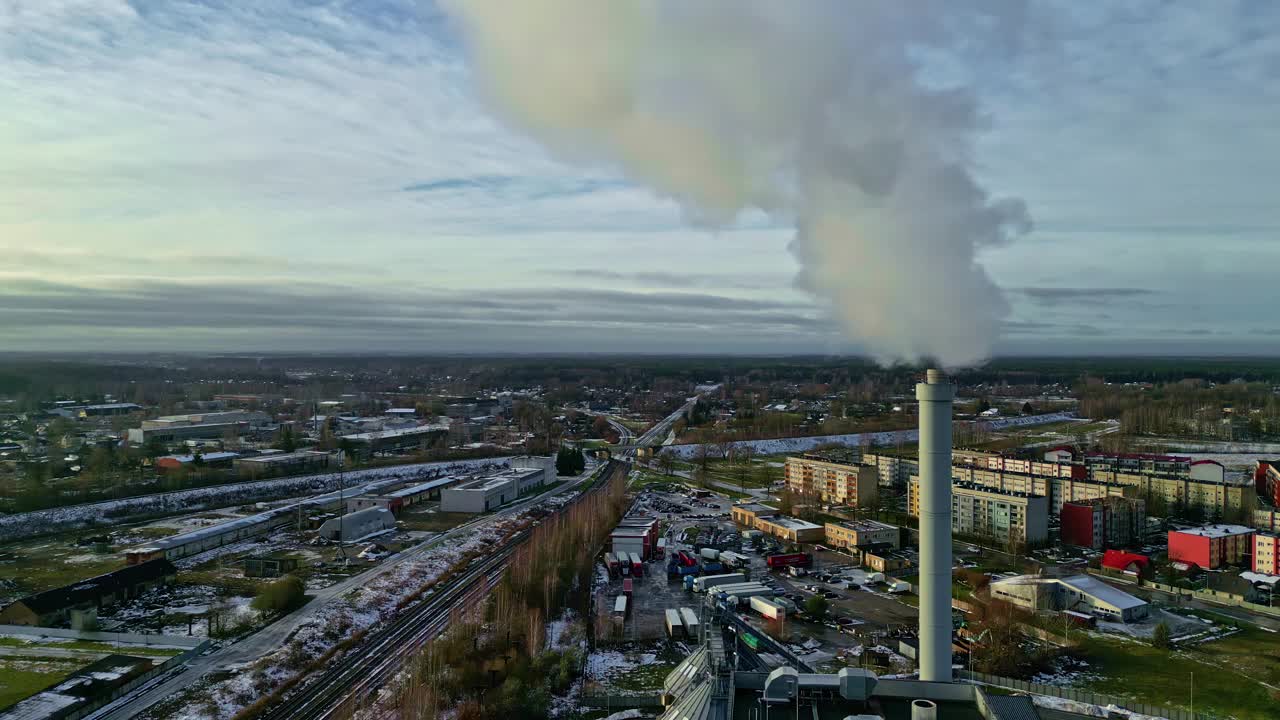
[622, 579, 634, 596]
[765, 552, 812, 569]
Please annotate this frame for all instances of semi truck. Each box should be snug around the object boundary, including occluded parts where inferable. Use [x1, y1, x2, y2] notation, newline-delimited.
[691, 572, 747, 593]
[629, 552, 644, 577]
[765, 552, 812, 570]
[622, 578, 634, 597]
[699, 547, 720, 562]
[604, 553, 619, 578]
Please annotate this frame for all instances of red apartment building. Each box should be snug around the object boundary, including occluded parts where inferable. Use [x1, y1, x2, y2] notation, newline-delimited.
[1167, 525, 1255, 570]
[1060, 496, 1146, 549]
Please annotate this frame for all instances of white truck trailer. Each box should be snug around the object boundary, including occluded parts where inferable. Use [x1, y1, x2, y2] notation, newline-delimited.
[692, 572, 746, 593]
[750, 595, 786, 620]
[678, 607, 700, 639]
[664, 608, 683, 638]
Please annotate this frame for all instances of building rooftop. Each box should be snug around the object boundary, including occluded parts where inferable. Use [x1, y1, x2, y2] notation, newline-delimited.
[1058, 574, 1147, 611]
[763, 515, 823, 532]
[341, 423, 449, 441]
[735, 503, 778, 514]
[1172, 524, 1254, 538]
[828, 518, 897, 532]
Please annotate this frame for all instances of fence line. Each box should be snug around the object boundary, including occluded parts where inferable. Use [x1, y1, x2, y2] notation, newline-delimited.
[958, 670, 1208, 720]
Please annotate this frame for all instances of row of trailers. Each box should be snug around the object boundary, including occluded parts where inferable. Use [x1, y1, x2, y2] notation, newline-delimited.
[603, 551, 645, 578]
[663, 607, 702, 640]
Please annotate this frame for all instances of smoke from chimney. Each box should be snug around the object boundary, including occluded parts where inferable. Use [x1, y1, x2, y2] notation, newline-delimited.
[442, 0, 1032, 366]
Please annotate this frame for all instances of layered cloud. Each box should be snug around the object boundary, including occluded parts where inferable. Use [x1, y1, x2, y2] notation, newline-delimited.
[2, 1, 1278, 356]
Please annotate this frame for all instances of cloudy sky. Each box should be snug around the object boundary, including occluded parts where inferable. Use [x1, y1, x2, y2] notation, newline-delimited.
[2, 1, 1278, 358]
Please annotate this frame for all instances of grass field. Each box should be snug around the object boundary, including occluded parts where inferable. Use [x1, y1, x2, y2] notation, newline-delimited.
[0, 636, 184, 657]
[0, 657, 85, 708]
[1074, 628, 1280, 720]
[0, 537, 125, 600]
[398, 505, 474, 532]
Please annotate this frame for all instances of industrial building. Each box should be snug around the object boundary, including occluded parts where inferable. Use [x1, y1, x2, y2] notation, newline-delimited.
[235, 450, 333, 475]
[318, 507, 395, 541]
[908, 477, 1050, 546]
[243, 555, 300, 578]
[611, 516, 660, 560]
[154, 451, 241, 471]
[1254, 533, 1280, 574]
[1059, 496, 1146, 549]
[989, 574, 1149, 623]
[731, 503, 823, 543]
[730, 503, 776, 527]
[50, 402, 144, 419]
[783, 454, 879, 507]
[127, 421, 246, 445]
[823, 519, 899, 552]
[0, 559, 177, 627]
[340, 423, 450, 454]
[1167, 524, 1255, 570]
[438, 467, 545, 513]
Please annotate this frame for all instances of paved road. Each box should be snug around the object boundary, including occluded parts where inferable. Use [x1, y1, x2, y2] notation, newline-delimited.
[94, 463, 603, 720]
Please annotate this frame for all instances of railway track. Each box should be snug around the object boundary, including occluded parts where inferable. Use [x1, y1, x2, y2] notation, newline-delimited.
[257, 459, 627, 720]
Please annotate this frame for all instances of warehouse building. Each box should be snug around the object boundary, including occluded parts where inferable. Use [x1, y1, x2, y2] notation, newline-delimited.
[128, 421, 246, 445]
[990, 574, 1149, 623]
[155, 451, 241, 471]
[340, 423, 450, 455]
[784, 454, 878, 507]
[1168, 524, 1255, 570]
[612, 516, 660, 560]
[438, 467, 544, 513]
[823, 519, 899, 552]
[730, 503, 777, 527]
[318, 507, 395, 542]
[909, 477, 1049, 547]
[753, 515, 825, 544]
[0, 559, 177, 627]
[1059, 496, 1146, 549]
[235, 450, 333, 476]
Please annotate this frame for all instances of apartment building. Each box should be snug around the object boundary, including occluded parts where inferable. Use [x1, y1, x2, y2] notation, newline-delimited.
[861, 453, 918, 489]
[908, 477, 1049, 546]
[730, 503, 823, 543]
[784, 455, 878, 508]
[1254, 533, 1280, 575]
[1059, 496, 1147, 549]
[1167, 525, 1255, 570]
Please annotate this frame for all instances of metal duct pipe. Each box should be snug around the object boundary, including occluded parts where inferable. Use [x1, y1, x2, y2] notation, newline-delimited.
[911, 699, 938, 720]
[916, 369, 954, 682]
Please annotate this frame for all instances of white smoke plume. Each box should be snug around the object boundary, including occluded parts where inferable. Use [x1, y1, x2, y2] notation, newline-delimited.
[441, 0, 1032, 366]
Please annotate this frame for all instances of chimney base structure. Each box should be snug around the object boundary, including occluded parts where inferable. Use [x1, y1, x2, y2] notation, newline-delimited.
[916, 369, 954, 682]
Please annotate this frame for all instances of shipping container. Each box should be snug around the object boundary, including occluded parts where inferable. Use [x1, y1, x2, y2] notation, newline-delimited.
[700, 547, 720, 561]
[613, 595, 628, 617]
[692, 572, 747, 593]
[765, 553, 812, 569]
[664, 608, 683, 638]
[701, 561, 724, 573]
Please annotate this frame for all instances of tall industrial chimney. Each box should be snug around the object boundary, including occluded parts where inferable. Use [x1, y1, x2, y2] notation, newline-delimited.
[917, 368, 954, 682]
